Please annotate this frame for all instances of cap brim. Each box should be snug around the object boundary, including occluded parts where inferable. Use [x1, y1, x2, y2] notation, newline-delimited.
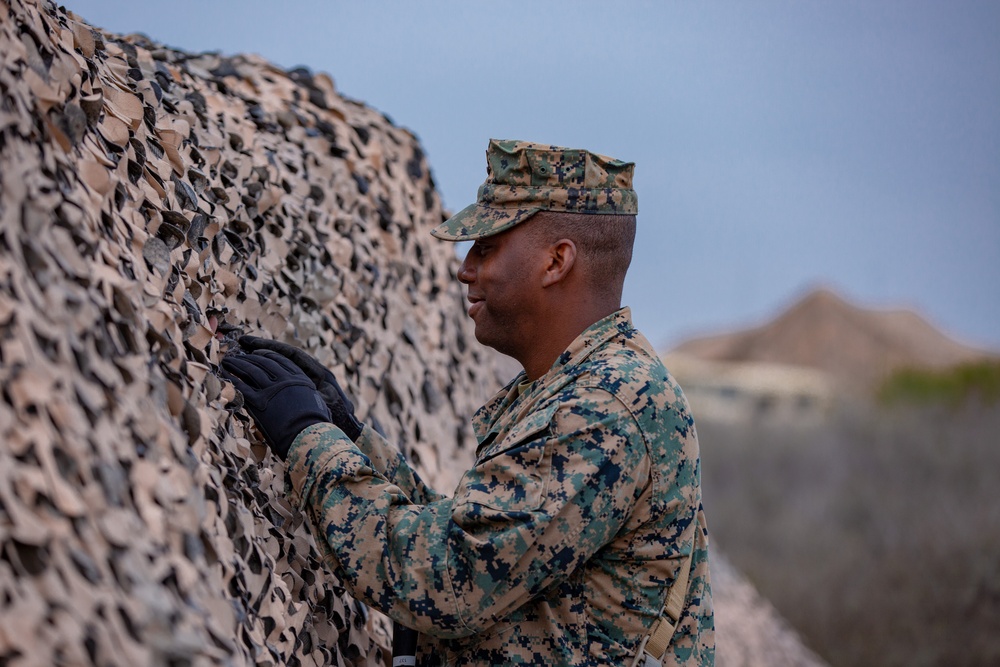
[431, 202, 542, 241]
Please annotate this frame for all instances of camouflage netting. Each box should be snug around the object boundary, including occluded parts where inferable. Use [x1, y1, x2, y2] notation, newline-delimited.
[0, 0, 498, 664]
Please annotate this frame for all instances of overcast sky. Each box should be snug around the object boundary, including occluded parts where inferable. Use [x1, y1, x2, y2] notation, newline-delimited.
[72, 1, 1000, 351]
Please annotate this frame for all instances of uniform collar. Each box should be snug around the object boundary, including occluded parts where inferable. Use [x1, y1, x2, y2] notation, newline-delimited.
[471, 307, 633, 443]
[545, 306, 633, 378]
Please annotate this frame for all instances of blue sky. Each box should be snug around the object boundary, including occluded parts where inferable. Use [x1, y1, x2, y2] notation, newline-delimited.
[72, 1, 1000, 351]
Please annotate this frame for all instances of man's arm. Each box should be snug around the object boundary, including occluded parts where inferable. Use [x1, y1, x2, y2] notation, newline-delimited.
[353, 422, 447, 506]
[233, 336, 446, 505]
[286, 387, 649, 638]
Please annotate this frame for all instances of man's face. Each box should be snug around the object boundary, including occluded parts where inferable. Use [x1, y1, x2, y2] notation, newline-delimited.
[456, 223, 546, 358]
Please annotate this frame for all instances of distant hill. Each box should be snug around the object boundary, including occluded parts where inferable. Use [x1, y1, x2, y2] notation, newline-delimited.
[672, 288, 995, 389]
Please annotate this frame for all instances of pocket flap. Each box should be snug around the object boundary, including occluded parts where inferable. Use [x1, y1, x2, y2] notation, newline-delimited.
[455, 401, 559, 513]
[477, 401, 558, 464]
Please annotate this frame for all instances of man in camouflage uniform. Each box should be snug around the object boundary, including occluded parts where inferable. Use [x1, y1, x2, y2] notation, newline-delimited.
[223, 139, 715, 665]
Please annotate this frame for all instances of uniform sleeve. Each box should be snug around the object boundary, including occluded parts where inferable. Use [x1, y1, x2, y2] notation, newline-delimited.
[352, 422, 447, 506]
[285, 387, 649, 638]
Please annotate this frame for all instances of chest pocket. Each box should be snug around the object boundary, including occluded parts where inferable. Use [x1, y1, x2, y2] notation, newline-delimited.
[455, 402, 559, 514]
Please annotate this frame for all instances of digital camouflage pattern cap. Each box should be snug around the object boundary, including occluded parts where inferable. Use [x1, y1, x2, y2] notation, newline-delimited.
[431, 139, 638, 241]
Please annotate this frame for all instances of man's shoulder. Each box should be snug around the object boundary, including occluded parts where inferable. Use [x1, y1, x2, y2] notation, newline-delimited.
[577, 326, 673, 395]
[542, 328, 684, 434]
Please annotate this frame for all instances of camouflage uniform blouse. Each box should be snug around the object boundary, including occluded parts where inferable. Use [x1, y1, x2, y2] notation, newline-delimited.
[287, 308, 715, 665]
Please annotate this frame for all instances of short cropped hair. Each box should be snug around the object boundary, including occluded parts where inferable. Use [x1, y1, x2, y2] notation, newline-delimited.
[526, 211, 637, 294]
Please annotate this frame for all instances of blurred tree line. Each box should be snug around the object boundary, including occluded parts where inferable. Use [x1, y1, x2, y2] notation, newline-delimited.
[699, 361, 1000, 667]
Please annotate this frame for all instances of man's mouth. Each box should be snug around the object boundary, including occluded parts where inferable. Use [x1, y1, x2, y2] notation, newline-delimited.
[467, 295, 484, 317]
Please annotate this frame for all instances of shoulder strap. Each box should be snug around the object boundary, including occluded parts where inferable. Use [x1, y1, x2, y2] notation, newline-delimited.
[629, 548, 694, 667]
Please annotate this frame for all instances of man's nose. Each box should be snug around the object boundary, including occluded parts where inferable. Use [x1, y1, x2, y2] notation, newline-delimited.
[457, 253, 475, 284]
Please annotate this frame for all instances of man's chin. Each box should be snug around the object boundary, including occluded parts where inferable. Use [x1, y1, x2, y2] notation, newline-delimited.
[472, 322, 497, 349]
[474, 329, 515, 359]
[472, 325, 491, 348]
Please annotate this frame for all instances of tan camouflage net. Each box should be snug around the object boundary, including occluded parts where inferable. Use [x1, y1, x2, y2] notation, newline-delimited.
[0, 0, 500, 663]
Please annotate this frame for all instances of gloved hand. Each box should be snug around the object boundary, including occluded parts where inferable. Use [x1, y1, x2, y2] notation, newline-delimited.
[220, 350, 332, 459]
[239, 335, 363, 441]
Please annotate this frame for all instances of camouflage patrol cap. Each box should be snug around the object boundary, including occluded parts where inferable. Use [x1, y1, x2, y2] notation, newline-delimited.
[431, 138, 638, 241]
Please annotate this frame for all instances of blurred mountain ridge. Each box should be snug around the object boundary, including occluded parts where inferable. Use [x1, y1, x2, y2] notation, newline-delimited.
[670, 287, 996, 390]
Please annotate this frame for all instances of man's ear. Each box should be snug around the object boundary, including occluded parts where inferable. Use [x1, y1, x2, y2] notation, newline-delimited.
[541, 239, 577, 287]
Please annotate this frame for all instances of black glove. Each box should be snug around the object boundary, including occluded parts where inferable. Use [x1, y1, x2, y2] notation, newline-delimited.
[221, 350, 332, 459]
[239, 335, 363, 441]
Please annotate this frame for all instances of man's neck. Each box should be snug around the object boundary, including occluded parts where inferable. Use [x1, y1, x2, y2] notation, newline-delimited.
[518, 302, 620, 381]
